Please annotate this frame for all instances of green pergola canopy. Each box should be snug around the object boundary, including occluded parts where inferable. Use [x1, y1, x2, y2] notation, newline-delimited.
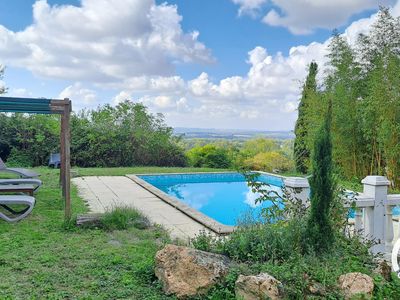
[0, 97, 52, 114]
[0, 96, 73, 220]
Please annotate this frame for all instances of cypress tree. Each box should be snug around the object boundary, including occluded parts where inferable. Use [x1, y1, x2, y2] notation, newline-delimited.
[294, 62, 318, 174]
[306, 102, 335, 253]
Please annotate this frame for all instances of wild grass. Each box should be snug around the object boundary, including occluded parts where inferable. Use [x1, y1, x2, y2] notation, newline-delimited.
[100, 207, 151, 231]
[0, 166, 219, 299]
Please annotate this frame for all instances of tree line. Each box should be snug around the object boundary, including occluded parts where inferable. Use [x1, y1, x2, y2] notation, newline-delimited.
[0, 92, 293, 171]
[0, 101, 186, 167]
[185, 138, 293, 172]
[294, 7, 400, 187]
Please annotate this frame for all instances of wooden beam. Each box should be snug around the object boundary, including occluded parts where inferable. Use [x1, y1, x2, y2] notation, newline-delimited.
[0, 96, 74, 221]
[76, 213, 104, 227]
[60, 113, 65, 193]
[60, 98, 72, 220]
[50, 99, 71, 114]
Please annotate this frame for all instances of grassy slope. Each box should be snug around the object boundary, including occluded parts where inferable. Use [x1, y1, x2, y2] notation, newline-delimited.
[0, 167, 228, 299]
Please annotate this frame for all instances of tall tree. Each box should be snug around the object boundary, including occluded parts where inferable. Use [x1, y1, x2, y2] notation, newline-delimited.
[326, 32, 366, 178]
[358, 7, 400, 185]
[294, 61, 318, 174]
[297, 7, 400, 187]
[306, 103, 335, 253]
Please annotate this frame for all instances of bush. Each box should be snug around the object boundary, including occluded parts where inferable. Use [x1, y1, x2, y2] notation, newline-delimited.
[241, 138, 280, 158]
[0, 114, 59, 166]
[193, 220, 306, 264]
[243, 151, 294, 173]
[186, 145, 231, 168]
[5, 148, 34, 167]
[100, 207, 151, 231]
[191, 221, 393, 299]
[0, 101, 187, 168]
[71, 102, 187, 167]
[190, 170, 399, 299]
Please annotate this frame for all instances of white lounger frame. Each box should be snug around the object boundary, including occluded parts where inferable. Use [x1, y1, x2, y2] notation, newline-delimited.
[0, 195, 36, 222]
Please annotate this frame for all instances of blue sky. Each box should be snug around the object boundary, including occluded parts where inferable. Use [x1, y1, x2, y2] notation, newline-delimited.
[0, 0, 397, 130]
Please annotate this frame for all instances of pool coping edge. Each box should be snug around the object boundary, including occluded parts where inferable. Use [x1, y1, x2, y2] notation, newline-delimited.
[126, 173, 236, 235]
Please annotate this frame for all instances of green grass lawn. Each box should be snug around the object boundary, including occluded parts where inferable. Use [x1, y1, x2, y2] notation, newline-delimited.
[0, 167, 228, 299]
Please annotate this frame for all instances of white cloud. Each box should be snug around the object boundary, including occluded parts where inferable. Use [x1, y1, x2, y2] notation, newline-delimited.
[150, 76, 185, 92]
[240, 109, 260, 119]
[137, 95, 190, 112]
[5, 0, 400, 130]
[58, 83, 97, 109]
[176, 97, 190, 112]
[0, 0, 213, 81]
[244, 188, 262, 208]
[187, 42, 328, 106]
[232, 0, 395, 34]
[106, 3, 400, 130]
[99, 30, 327, 129]
[8, 88, 32, 98]
[231, 0, 268, 16]
[112, 91, 132, 105]
[282, 101, 297, 113]
[263, 0, 394, 35]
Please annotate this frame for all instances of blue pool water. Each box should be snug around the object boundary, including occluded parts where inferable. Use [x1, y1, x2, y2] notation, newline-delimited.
[139, 173, 283, 226]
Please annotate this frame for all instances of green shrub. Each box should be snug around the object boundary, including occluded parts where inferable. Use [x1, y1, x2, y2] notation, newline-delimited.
[191, 230, 224, 252]
[243, 151, 294, 173]
[241, 138, 280, 158]
[101, 207, 151, 231]
[5, 148, 34, 167]
[186, 145, 231, 168]
[193, 220, 306, 264]
[373, 273, 400, 299]
[191, 221, 389, 299]
[0, 101, 187, 168]
[0, 114, 59, 166]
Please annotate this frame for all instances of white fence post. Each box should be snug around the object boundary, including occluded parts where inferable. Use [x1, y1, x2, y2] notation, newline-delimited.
[284, 177, 310, 207]
[361, 176, 390, 255]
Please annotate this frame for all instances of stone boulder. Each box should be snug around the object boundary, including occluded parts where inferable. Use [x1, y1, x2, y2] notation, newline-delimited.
[374, 260, 392, 281]
[235, 273, 284, 300]
[155, 244, 231, 298]
[338, 272, 374, 299]
[307, 281, 326, 296]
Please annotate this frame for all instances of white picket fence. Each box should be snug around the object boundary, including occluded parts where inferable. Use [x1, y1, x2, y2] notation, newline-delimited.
[285, 175, 400, 256]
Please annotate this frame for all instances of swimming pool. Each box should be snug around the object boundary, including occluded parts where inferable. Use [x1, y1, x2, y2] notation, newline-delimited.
[137, 172, 283, 226]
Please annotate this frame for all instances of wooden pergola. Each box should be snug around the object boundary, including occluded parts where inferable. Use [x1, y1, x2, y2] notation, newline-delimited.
[0, 97, 72, 219]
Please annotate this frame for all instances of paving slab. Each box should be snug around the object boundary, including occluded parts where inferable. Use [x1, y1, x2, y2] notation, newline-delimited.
[72, 176, 210, 240]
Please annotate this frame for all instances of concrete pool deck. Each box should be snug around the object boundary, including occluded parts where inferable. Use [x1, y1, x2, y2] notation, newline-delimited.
[72, 176, 211, 241]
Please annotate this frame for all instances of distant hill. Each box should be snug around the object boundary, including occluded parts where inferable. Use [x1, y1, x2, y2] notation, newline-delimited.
[174, 127, 294, 140]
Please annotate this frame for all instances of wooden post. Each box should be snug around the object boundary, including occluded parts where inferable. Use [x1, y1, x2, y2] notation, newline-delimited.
[60, 113, 66, 194]
[60, 99, 72, 220]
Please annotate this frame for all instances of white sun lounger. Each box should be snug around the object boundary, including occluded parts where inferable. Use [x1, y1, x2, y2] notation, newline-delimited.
[0, 157, 39, 178]
[0, 195, 35, 222]
[0, 178, 42, 192]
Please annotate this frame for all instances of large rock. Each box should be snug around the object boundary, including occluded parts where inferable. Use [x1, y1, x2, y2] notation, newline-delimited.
[155, 244, 231, 298]
[374, 260, 392, 281]
[338, 272, 374, 299]
[235, 273, 284, 300]
[307, 281, 326, 296]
